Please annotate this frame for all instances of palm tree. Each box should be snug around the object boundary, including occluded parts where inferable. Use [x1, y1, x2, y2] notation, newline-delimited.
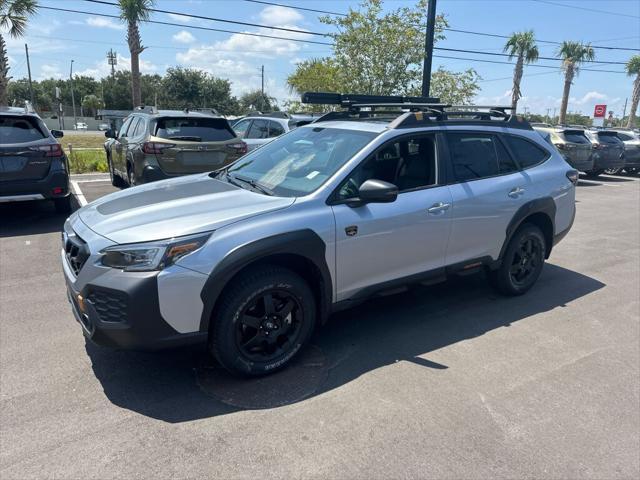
[557, 41, 595, 124]
[503, 30, 539, 113]
[0, 0, 38, 106]
[118, 0, 153, 108]
[625, 55, 640, 128]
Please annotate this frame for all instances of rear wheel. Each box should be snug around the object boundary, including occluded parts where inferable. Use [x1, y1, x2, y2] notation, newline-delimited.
[489, 224, 546, 296]
[209, 265, 316, 377]
[127, 162, 136, 187]
[53, 196, 71, 214]
[604, 167, 621, 175]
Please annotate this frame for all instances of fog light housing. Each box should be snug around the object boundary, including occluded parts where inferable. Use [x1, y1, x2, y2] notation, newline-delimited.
[76, 294, 86, 314]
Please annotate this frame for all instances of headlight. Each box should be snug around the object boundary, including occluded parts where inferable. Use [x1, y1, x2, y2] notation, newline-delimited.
[101, 232, 211, 271]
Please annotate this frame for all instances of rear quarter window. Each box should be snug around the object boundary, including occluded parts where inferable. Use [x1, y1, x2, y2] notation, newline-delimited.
[154, 117, 236, 142]
[562, 131, 591, 144]
[504, 135, 549, 169]
[0, 115, 46, 143]
[597, 133, 622, 145]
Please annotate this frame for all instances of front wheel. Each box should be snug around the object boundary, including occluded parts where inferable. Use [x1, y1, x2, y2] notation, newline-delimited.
[489, 224, 546, 296]
[209, 266, 316, 377]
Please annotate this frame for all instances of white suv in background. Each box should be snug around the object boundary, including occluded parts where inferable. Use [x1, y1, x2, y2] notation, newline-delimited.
[232, 112, 319, 151]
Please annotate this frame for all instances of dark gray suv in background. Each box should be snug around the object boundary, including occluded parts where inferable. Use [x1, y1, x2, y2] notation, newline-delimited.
[0, 106, 70, 213]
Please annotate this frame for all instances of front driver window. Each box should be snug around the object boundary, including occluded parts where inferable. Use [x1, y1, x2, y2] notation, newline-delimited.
[337, 135, 437, 200]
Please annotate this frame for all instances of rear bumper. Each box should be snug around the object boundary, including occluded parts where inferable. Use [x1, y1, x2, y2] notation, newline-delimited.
[563, 155, 594, 172]
[0, 165, 70, 202]
[141, 165, 170, 183]
[592, 152, 625, 170]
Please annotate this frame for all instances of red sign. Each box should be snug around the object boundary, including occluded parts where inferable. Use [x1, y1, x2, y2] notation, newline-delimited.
[593, 104, 607, 118]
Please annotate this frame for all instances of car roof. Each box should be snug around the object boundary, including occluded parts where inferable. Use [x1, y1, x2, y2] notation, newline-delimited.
[131, 108, 223, 119]
[0, 106, 40, 118]
[300, 120, 389, 133]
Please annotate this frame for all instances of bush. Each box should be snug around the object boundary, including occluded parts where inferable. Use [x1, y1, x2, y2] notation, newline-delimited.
[68, 150, 108, 174]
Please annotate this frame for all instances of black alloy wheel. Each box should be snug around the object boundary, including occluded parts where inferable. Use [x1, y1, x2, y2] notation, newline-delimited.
[509, 236, 543, 287]
[236, 289, 303, 362]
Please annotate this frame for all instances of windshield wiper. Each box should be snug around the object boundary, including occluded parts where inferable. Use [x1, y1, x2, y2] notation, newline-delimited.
[227, 173, 274, 196]
[168, 136, 201, 142]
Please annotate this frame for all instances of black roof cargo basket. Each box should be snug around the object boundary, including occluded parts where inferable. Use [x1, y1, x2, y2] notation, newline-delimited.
[301, 92, 531, 130]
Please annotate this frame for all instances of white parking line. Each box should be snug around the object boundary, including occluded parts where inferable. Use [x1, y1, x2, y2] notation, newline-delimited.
[71, 181, 88, 207]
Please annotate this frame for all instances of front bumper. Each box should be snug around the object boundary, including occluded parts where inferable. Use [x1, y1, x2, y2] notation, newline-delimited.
[64, 265, 205, 349]
[0, 164, 69, 201]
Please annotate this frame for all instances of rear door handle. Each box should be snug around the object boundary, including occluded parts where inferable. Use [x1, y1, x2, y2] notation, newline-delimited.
[428, 202, 451, 214]
[508, 187, 525, 198]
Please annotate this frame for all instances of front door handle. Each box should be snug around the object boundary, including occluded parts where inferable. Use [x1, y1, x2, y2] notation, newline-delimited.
[428, 202, 451, 214]
[508, 187, 525, 198]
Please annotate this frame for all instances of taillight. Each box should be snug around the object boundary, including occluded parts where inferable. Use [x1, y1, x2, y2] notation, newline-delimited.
[554, 143, 566, 150]
[29, 143, 63, 157]
[229, 142, 248, 155]
[566, 169, 579, 185]
[592, 143, 602, 150]
[142, 142, 175, 154]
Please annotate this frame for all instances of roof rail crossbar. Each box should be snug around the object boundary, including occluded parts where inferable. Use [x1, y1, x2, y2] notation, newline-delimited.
[301, 92, 441, 107]
[135, 105, 158, 114]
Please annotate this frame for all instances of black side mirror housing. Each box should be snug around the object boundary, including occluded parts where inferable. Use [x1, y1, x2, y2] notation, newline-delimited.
[105, 129, 116, 139]
[353, 179, 399, 206]
[51, 129, 64, 138]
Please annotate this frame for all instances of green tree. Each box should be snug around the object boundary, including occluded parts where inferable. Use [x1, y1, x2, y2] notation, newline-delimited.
[0, 0, 38, 105]
[504, 30, 539, 113]
[557, 41, 595, 124]
[81, 94, 102, 116]
[625, 55, 640, 128]
[287, 0, 479, 105]
[118, 0, 154, 108]
[239, 89, 277, 113]
[159, 67, 239, 114]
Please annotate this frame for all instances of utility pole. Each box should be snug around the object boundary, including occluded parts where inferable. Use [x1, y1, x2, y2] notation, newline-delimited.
[107, 49, 117, 77]
[24, 44, 34, 107]
[260, 65, 265, 112]
[546, 108, 551, 123]
[421, 0, 437, 97]
[621, 97, 628, 126]
[552, 107, 557, 124]
[70, 60, 77, 129]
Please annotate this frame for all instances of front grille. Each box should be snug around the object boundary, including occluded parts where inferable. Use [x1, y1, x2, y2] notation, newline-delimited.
[63, 230, 90, 276]
[87, 289, 128, 323]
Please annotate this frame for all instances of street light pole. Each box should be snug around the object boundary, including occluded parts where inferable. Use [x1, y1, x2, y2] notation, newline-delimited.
[70, 60, 77, 129]
[421, 0, 437, 97]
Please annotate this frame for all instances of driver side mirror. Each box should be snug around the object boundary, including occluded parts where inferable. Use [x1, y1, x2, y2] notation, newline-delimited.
[350, 179, 398, 207]
[51, 129, 64, 138]
[105, 129, 116, 139]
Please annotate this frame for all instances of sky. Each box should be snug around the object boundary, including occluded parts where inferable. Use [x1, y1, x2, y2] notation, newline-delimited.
[4, 0, 640, 116]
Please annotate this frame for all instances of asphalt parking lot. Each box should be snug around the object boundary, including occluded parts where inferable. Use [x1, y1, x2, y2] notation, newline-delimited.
[1, 173, 639, 479]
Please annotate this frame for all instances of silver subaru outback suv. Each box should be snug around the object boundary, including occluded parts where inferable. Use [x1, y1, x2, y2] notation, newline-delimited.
[61, 93, 577, 377]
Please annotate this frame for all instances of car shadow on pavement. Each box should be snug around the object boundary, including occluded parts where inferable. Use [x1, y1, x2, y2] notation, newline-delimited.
[85, 263, 605, 423]
[0, 197, 79, 238]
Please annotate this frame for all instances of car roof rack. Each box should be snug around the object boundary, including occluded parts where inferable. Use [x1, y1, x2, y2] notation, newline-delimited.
[245, 111, 291, 119]
[192, 107, 221, 116]
[302, 92, 531, 130]
[134, 105, 158, 114]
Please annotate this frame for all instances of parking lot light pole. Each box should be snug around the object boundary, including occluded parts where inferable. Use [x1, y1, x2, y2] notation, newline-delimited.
[70, 60, 77, 129]
[421, 0, 437, 97]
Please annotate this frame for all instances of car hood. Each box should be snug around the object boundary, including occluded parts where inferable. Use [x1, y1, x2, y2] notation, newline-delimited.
[77, 173, 295, 244]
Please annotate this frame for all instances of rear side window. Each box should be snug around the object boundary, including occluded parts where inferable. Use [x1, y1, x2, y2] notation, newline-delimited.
[616, 132, 635, 141]
[447, 133, 514, 181]
[268, 121, 285, 138]
[131, 118, 146, 137]
[247, 119, 269, 139]
[154, 117, 236, 142]
[0, 115, 46, 143]
[504, 135, 549, 169]
[233, 119, 251, 138]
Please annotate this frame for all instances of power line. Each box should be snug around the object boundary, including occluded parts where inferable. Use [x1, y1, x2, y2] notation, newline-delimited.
[529, 0, 640, 19]
[240, 0, 640, 52]
[38, 3, 634, 68]
[82, 0, 330, 37]
[433, 55, 625, 73]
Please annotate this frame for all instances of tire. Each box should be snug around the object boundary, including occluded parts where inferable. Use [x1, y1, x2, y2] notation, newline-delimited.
[604, 167, 621, 175]
[53, 195, 72, 214]
[209, 265, 316, 377]
[489, 224, 546, 296]
[107, 153, 119, 187]
[585, 169, 604, 178]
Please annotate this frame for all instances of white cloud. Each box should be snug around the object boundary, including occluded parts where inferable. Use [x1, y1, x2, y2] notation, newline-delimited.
[38, 64, 64, 80]
[71, 54, 158, 79]
[86, 17, 124, 30]
[172, 30, 196, 44]
[570, 91, 607, 105]
[259, 5, 303, 25]
[167, 12, 192, 23]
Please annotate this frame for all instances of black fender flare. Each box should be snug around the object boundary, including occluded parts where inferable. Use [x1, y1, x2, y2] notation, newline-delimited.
[198, 229, 333, 333]
[497, 197, 556, 263]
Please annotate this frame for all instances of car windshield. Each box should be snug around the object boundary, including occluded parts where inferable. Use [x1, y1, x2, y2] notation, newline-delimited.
[225, 126, 377, 197]
[154, 117, 236, 142]
[0, 115, 45, 143]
